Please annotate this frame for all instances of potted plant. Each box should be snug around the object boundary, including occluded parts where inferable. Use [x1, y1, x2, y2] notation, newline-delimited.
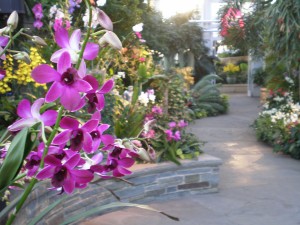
[223, 63, 240, 84]
[252, 69, 268, 103]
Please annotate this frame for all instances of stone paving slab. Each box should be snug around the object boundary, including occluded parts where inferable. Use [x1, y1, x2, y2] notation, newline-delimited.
[81, 94, 300, 225]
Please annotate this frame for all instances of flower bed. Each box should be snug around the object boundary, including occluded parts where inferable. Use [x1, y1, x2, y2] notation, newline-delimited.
[3, 154, 221, 225]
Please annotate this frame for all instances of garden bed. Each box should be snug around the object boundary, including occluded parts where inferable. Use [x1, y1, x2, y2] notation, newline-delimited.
[5, 154, 222, 225]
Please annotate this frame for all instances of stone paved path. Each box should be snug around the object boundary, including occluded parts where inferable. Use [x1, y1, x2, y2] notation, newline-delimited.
[81, 94, 300, 225]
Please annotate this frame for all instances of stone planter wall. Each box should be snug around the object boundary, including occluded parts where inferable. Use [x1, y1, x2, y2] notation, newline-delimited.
[219, 84, 247, 94]
[4, 154, 222, 225]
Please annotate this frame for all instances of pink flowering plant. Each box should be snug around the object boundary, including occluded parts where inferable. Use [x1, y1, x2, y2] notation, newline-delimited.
[0, 3, 166, 224]
[143, 105, 203, 165]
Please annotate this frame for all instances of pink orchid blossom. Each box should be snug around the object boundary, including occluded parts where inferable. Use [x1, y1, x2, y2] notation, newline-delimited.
[90, 123, 115, 152]
[36, 153, 94, 194]
[32, 52, 92, 111]
[151, 106, 163, 115]
[52, 117, 98, 153]
[84, 75, 114, 113]
[8, 98, 58, 132]
[173, 130, 181, 141]
[25, 143, 44, 176]
[165, 129, 173, 141]
[178, 120, 188, 128]
[168, 122, 177, 128]
[51, 28, 99, 63]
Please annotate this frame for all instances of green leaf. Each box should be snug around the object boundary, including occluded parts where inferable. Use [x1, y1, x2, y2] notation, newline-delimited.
[0, 128, 29, 191]
[28, 195, 69, 225]
[59, 202, 179, 225]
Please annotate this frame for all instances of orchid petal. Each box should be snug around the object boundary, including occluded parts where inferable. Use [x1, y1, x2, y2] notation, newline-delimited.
[92, 138, 101, 152]
[32, 64, 60, 83]
[83, 42, 99, 60]
[50, 49, 68, 63]
[113, 169, 125, 177]
[82, 119, 98, 132]
[83, 132, 93, 153]
[98, 124, 110, 134]
[52, 130, 72, 145]
[41, 110, 58, 126]
[84, 75, 99, 91]
[0, 47, 5, 60]
[73, 80, 92, 93]
[92, 153, 103, 164]
[60, 117, 79, 129]
[118, 158, 135, 168]
[31, 98, 44, 119]
[72, 170, 94, 183]
[60, 87, 81, 111]
[69, 29, 81, 51]
[44, 155, 62, 166]
[0, 36, 9, 46]
[99, 79, 114, 93]
[55, 28, 70, 49]
[8, 118, 37, 132]
[91, 111, 101, 121]
[65, 153, 81, 169]
[36, 166, 55, 180]
[99, 31, 122, 50]
[45, 82, 63, 103]
[63, 174, 75, 194]
[78, 60, 86, 78]
[96, 94, 105, 111]
[101, 134, 115, 146]
[71, 97, 85, 112]
[118, 166, 132, 175]
[17, 99, 32, 118]
[57, 51, 71, 74]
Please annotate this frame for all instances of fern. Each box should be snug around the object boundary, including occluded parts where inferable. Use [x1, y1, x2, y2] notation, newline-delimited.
[191, 74, 228, 117]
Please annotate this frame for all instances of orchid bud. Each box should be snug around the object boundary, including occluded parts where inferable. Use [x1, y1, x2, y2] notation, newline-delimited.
[0, 26, 9, 35]
[98, 10, 113, 31]
[32, 36, 47, 46]
[123, 141, 133, 150]
[13, 52, 31, 64]
[7, 11, 19, 31]
[136, 147, 151, 162]
[99, 31, 122, 50]
[148, 146, 156, 161]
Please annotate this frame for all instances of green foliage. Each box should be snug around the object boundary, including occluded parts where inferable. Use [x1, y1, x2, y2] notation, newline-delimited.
[190, 74, 229, 117]
[0, 126, 38, 192]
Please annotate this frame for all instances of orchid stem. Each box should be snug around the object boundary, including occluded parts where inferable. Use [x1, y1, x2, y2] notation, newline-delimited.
[0, 28, 24, 59]
[75, 0, 92, 70]
[40, 106, 64, 168]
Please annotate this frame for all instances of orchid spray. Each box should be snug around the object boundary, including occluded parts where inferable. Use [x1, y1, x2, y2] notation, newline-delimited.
[0, 1, 148, 224]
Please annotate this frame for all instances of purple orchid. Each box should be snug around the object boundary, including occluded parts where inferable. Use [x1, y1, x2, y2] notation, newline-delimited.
[0, 36, 9, 60]
[168, 122, 177, 128]
[84, 75, 114, 113]
[52, 116, 98, 153]
[32, 52, 92, 111]
[36, 153, 94, 194]
[50, 28, 99, 64]
[90, 123, 115, 152]
[8, 98, 58, 132]
[165, 129, 173, 141]
[25, 143, 44, 176]
[91, 147, 136, 177]
[173, 130, 181, 141]
[178, 120, 188, 128]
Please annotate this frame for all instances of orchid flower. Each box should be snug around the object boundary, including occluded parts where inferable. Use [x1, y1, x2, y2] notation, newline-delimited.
[178, 120, 188, 128]
[52, 116, 98, 153]
[36, 153, 94, 194]
[50, 28, 99, 63]
[8, 98, 58, 132]
[32, 52, 92, 111]
[90, 123, 115, 152]
[84, 75, 114, 113]
[91, 147, 136, 177]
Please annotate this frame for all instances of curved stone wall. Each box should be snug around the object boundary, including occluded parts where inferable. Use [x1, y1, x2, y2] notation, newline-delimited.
[5, 154, 222, 225]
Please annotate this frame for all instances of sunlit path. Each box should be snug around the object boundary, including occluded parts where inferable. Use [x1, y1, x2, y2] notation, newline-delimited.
[81, 94, 300, 225]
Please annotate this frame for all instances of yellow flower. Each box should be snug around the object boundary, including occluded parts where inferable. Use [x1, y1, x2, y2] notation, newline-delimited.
[223, 63, 240, 75]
